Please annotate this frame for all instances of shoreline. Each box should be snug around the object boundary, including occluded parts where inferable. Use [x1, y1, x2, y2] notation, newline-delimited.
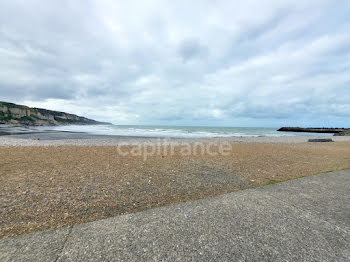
[1, 124, 350, 146]
[1, 132, 350, 147]
[1, 124, 344, 141]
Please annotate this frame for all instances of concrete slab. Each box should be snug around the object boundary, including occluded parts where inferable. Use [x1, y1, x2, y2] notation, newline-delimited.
[257, 169, 350, 230]
[59, 189, 350, 261]
[0, 227, 70, 262]
[1, 170, 350, 261]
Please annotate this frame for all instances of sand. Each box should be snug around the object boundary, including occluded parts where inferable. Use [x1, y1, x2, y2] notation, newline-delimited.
[1, 135, 350, 238]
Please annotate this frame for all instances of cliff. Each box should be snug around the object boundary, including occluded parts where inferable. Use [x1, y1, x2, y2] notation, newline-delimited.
[0, 101, 106, 126]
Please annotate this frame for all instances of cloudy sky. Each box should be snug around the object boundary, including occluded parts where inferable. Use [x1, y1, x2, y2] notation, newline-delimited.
[0, 0, 349, 127]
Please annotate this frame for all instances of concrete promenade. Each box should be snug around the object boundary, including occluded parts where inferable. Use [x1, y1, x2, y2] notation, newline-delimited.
[1, 170, 349, 261]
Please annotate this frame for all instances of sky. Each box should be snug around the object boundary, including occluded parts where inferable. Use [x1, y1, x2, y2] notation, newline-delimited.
[0, 0, 349, 127]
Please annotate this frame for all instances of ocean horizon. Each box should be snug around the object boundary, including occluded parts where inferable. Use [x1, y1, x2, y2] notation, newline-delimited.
[38, 124, 333, 138]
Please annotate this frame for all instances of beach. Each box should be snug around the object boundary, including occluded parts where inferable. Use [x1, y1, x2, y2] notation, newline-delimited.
[1, 132, 350, 238]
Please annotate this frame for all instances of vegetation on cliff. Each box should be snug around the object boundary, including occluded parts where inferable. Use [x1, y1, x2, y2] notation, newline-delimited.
[0, 101, 106, 126]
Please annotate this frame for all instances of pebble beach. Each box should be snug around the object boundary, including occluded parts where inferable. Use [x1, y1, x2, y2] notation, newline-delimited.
[1, 132, 350, 238]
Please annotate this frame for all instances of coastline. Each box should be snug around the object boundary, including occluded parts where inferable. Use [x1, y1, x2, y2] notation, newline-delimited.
[1, 132, 350, 146]
[0, 124, 350, 145]
[2, 123, 342, 140]
[1, 130, 350, 237]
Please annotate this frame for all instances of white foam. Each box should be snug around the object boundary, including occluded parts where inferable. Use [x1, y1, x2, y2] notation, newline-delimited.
[34, 125, 334, 138]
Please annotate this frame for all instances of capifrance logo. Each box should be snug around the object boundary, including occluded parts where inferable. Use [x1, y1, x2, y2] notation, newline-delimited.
[116, 138, 233, 160]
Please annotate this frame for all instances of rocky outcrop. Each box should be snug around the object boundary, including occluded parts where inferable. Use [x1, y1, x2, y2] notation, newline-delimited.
[0, 101, 107, 126]
[308, 138, 334, 142]
[334, 130, 350, 136]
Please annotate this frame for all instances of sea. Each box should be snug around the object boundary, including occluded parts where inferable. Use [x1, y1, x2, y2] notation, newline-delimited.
[38, 125, 333, 138]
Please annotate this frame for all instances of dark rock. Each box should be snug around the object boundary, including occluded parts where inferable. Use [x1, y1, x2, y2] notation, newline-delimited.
[308, 138, 334, 142]
[334, 131, 350, 136]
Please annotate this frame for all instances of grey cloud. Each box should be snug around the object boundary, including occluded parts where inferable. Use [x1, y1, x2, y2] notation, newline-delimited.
[0, 0, 349, 126]
[178, 38, 208, 62]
